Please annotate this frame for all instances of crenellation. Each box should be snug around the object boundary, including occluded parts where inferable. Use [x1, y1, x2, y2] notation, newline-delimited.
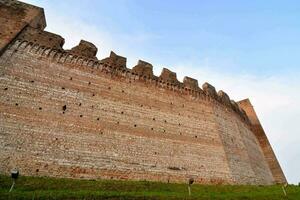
[217, 90, 231, 107]
[68, 40, 97, 59]
[202, 82, 218, 98]
[101, 51, 127, 68]
[183, 76, 199, 91]
[131, 60, 154, 78]
[18, 26, 64, 50]
[8, 38, 251, 122]
[159, 68, 180, 85]
[5, 37, 254, 124]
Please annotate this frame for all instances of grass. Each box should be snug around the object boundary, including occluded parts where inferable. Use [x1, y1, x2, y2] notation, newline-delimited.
[0, 175, 299, 199]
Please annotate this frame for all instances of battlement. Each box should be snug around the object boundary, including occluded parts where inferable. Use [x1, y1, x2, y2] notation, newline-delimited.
[0, 0, 250, 123]
[8, 33, 250, 125]
[68, 40, 97, 58]
[18, 26, 65, 49]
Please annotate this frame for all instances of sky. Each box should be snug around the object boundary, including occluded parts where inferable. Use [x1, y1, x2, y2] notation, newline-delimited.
[22, 0, 300, 184]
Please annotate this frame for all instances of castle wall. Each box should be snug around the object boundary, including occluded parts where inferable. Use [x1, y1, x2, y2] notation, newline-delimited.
[238, 99, 287, 184]
[0, 0, 286, 185]
[0, 0, 46, 54]
[213, 104, 274, 184]
[0, 38, 274, 184]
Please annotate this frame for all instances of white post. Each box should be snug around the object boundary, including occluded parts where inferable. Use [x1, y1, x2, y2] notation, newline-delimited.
[188, 184, 191, 196]
[282, 185, 287, 196]
[9, 179, 15, 192]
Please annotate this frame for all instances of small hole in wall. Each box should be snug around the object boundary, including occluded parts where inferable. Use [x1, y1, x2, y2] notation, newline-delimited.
[30, 80, 34, 83]
[92, 93, 95, 96]
[116, 121, 119, 124]
[164, 120, 167, 123]
[49, 38, 52, 41]
[79, 103, 82, 106]
[154, 152, 157, 155]
[70, 77, 72, 80]
[39, 107, 42, 110]
[151, 128, 153, 130]
[34, 39, 37, 42]
[195, 135, 197, 138]
[163, 129, 166, 133]
[122, 90, 124, 93]
[178, 123, 181, 126]
[140, 105, 143, 107]
[88, 82, 91, 85]
[179, 132, 182, 135]
[121, 111, 124, 114]
[15, 103, 18, 106]
[62, 87, 65, 90]
[134, 124, 137, 127]
[91, 105, 94, 108]
[108, 87, 111, 90]
[97, 117, 100, 121]
[4, 88, 8, 90]
[62, 111, 65, 114]
[153, 118, 155, 121]
[62, 105, 67, 111]
[36, 169, 39, 172]
[10, 31, 13, 34]
[80, 115, 83, 117]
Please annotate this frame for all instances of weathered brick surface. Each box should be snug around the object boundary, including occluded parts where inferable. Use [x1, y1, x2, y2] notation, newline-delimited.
[0, 0, 286, 185]
[238, 99, 287, 184]
[0, 0, 46, 54]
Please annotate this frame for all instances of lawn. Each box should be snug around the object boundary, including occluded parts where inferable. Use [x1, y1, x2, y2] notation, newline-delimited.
[0, 175, 299, 199]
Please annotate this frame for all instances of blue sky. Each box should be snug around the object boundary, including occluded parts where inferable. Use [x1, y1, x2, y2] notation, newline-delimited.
[23, 0, 300, 184]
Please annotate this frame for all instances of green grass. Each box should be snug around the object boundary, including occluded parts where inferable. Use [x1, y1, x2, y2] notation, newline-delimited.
[0, 175, 299, 200]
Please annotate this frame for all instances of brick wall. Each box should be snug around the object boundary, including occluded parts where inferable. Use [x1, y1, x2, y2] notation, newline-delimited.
[238, 99, 287, 184]
[0, 0, 46, 54]
[0, 0, 286, 185]
[0, 39, 274, 184]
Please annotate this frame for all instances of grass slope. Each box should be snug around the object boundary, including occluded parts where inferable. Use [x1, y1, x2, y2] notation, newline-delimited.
[0, 175, 299, 200]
